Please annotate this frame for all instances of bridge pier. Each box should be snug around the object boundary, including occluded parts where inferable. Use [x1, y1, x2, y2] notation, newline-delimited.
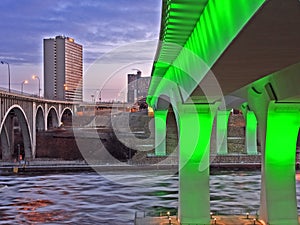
[8, 116, 15, 156]
[32, 102, 37, 159]
[44, 103, 48, 131]
[177, 103, 218, 225]
[1, 124, 11, 160]
[248, 85, 299, 225]
[154, 110, 168, 156]
[245, 110, 258, 155]
[216, 110, 230, 155]
[3, 115, 14, 160]
[241, 104, 258, 155]
[260, 102, 299, 225]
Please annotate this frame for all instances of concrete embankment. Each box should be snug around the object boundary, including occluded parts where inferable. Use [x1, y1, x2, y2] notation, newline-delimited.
[0, 154, 261, 174]
[0, 160, 178, 174]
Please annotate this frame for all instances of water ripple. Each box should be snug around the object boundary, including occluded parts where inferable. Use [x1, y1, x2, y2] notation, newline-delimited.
[1, 170, 297, 224]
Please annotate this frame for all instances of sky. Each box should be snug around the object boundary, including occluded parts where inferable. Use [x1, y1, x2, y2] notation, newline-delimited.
[0, 0, 161, 101]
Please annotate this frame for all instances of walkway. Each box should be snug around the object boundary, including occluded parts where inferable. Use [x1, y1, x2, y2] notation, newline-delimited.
[134, 215, 264, 225]
[135, 216, 179, 225]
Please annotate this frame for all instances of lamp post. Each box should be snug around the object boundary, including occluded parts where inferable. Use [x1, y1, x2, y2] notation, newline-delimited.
[99, 89, 102, 102]
[97, 88, 103, 103]
[21, 80, 28, 94]
[32, 75, 41, 97]
[1, 61, 11, 92]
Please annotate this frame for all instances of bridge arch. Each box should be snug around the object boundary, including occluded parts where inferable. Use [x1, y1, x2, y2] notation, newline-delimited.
[157, 95, 180, 157]
[35, 105, 45, 132]
[0, 104, 33, 160]
[60, 107, 73, 127]
[47, 106, 59, 129]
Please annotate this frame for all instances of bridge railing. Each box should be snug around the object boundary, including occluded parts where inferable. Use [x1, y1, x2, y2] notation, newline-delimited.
[0, 86, 41, 98]
[0, 87, 79, 104]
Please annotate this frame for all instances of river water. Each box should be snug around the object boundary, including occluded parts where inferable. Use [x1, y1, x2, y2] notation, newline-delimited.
[0, 170, 298, 224]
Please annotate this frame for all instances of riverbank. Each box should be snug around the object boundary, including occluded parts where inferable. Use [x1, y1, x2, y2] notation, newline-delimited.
[0, 155, 261, 174]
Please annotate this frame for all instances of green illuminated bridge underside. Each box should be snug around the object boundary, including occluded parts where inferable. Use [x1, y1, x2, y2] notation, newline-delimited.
[147, 0, 300, 106]
[147, 1, 300, 225]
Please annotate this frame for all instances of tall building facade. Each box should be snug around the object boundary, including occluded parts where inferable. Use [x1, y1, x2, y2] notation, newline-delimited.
[127, 70, 151, 103]
[44, 35, 83, 102]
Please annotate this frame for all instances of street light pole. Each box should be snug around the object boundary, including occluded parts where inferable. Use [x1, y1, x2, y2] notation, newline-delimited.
[1, 61, 11, 92]
[32, 75, 41, 97]
[96, 88, 103, 103]
[21, 80, 28, 94]
[99, 89, 102, 102]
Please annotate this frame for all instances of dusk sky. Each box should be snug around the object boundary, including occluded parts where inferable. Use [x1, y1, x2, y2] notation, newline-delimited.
[0, 0, 161, 101]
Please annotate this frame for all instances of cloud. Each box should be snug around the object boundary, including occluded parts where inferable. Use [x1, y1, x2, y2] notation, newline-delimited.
[0, 0, 161, 99]
[0, 0, 161, 64]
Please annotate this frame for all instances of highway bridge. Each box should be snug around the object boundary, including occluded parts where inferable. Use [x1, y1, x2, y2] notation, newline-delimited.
[0, 90, 76, 161]
[147, 0, 300, 224]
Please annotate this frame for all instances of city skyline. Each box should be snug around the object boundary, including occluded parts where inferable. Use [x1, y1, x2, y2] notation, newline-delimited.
[0, 0, 161, 101]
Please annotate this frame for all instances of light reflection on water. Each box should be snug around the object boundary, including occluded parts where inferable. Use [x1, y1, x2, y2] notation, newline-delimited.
[0, 170, 298, 224]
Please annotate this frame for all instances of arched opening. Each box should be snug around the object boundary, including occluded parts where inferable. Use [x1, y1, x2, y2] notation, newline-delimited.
[166, 104, 179, 161]
[61, 108, 73, 127]
[0, 106, 32, 161]
[211, 108, 261, 215]
[227, 109, 246, 154]
[47, 107, 59, 130]
[36, 106, 45, 132]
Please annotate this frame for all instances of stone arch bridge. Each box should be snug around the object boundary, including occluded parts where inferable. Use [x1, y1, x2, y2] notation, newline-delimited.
[0, 90, 77, 161]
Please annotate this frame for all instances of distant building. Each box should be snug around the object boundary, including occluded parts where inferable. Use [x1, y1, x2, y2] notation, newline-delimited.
[44, 35, 83, 102]
[127, 70, 151, 103]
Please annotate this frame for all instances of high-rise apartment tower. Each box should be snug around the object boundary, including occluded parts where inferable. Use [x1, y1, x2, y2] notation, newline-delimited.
[44, 35, 83, 102]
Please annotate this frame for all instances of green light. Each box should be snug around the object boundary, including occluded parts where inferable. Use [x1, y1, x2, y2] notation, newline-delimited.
[263, 102, 299, 224]
[178, 103, 218, 224]
[265, 104, 299, 163]
[216, 110, 230, 155]
[246, 111, 258, 155]
[149, 0, 265, 104]
[154, 110, 168, 156]
[148, 1, 268, 224]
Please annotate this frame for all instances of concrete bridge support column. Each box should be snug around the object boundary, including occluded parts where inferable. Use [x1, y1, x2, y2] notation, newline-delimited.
[154, 110, 168, 156]
[58, 104, 62, 122]
[44, 103, 48, 131]
[260, 102, 299, 225]
[5, 115, 14, 159]
[178, 103, 218, 225]
[245, 111, 258, 155]
[216, 110, 230, 155]
[1, 125, 10, 160]
[32, 102, 36, 158]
